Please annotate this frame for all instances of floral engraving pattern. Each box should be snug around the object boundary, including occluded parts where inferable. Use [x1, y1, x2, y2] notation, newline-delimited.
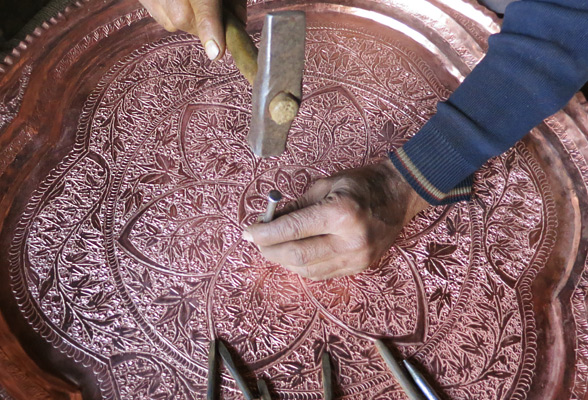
[9, 25, 558, 400]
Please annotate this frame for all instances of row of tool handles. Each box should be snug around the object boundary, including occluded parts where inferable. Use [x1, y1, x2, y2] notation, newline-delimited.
[207, 338, 441, 399]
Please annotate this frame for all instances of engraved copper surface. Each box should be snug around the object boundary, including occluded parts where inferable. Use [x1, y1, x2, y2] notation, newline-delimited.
[1, 0, 588, 399]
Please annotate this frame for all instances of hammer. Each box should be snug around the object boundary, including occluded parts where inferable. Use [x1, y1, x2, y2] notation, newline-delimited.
[225, 10, 306, 157]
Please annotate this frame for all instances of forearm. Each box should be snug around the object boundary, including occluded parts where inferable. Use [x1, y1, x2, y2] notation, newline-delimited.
[391, 0, 588, 205]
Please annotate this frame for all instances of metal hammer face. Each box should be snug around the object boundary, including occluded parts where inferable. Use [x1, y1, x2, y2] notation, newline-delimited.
[248, 11, 306, 158]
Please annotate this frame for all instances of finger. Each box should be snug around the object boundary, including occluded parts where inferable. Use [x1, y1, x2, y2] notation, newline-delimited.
[164, 0, 197, 33]
[140, 0, 177, 32]
[282, 255, 368, 281]
[245, 202, 335, 247]
[189, 0, 225, 60]
[274, 178, 333, 219]
[259, 234, 340, 267]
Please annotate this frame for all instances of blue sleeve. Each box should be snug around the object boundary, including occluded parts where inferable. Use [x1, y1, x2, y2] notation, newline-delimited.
[389, 0, 588, 205]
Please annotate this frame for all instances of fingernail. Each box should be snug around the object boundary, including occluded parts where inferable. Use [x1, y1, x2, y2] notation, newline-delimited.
[204, 40, 219, 60]
[242, 231, 253, 242]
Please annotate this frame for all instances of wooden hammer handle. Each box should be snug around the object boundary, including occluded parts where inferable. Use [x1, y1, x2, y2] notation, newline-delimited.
[225, 10, 258, 85]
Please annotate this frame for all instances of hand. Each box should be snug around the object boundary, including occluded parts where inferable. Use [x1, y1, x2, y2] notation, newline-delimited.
[138, 0, 246, 60]
[243, 159, 429, 280]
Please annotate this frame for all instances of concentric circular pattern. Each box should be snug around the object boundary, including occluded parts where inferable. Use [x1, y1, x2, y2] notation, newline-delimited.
[2, 1, 588, 399]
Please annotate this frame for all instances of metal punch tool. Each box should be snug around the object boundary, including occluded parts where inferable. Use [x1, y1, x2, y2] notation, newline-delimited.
[207, 339, 271, 400]
[225, 10, 306, 157]
[375, 339, 441, 400]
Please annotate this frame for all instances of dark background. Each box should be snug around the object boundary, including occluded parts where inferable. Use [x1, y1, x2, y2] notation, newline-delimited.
[0, 0, 52, 53]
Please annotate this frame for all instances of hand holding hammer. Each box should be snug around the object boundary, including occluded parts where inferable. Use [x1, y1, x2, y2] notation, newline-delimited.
[139, 0, 306, 157]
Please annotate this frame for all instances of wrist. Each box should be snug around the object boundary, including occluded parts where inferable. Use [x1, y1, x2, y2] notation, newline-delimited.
[380, 159, 430, 225]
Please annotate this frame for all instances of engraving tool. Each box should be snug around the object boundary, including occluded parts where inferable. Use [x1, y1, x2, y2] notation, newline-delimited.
[321, 351, 333, 400]
[403, 359, 442, 400]
[208, 339, 271, 400]
[217, 340, 255, 399]
[375, 339, 426, 400]
[207, 340, 217, 400]
[262, 190, 282, 223]
[256, 379, 272, 400]
[225, 10, 306, 157]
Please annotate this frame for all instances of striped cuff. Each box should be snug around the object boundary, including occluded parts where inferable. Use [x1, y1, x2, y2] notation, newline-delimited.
[389, 148, 473, 205]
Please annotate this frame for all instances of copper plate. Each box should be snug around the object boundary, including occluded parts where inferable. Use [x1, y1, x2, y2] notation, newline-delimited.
[1, 0, 588, 398]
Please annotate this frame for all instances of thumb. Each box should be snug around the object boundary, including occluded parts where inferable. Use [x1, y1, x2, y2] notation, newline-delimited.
[189, 0, 225, 60]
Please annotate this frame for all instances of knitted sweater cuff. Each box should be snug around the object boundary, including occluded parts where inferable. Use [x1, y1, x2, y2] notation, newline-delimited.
[388, 121, 475, 205]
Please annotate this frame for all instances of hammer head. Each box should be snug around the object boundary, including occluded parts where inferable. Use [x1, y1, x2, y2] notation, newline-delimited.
[248, 11, 306, 158]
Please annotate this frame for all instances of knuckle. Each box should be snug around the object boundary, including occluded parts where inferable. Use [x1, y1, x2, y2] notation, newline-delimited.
[313, 178, 331, 191]
[331, 198, 362, 226]
[288, 247, 308, 266]
[282, 214, 304, 240]
[305, 266, 322, 281]
[193, 6, 216, 28]
[358, 253, 372, 268]
[168, 11, 194, 30]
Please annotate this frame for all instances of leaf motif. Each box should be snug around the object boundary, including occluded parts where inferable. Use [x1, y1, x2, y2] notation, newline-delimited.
[528, 226, 542, 248]
[460, 344, 481, 355]
[155, 154, 172, 171]
[145, 223, 160, 235]
[436, 300, 445, 318]
[89, 314, 120, 327]
[66, 251, 88, 263]
[113, 137, 125, 152]
[431, 354, 444, 375]
[27, 269, 40, 287]
[502, 309, 516, 327]
[225, 305, 241, 314]
[115, 326, 139, 337]
[157, 306, 179, 325]
[124, 196, 134, 215]
[141, 269, 152, 289]
[91, 212, 102, 231]
[313, 341, 326, 366]
[179, 302, 192, 325]
[497, 284, 505, 299]
[87, 291, 105, 308]
[425, 258, 449, 280]
[486, 369, 512, 379]
[467, 322, 488, 331]
[85, 173, 98, 187]
[430, 287, 443, 302]
[71, 274, 90, 288]
[478, 302, 496, 314]
[39, 269, 55, 300]
[279, 303, 299, 313]
[427, 243, 457, 258]
[45, 181, 66, 204]
[154, 294, 182, 305]
[81, 320, 95, 341]
[148, 376, 162, 395]
[501, 334, 521, 348]
[139, 172, 171, 185]
[62, 305, 74, 331]
[134, 191, 143, 208]
[504, 151, 517, 170]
